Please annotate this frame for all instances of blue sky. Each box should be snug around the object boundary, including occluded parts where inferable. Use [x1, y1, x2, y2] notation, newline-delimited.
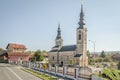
[0, 0, 120, 52]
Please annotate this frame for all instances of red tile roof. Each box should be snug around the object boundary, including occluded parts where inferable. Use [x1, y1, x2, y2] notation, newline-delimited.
[6, 43, 26, 49]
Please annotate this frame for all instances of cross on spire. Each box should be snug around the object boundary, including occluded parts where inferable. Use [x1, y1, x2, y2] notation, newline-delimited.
[81, 0, 84, 5]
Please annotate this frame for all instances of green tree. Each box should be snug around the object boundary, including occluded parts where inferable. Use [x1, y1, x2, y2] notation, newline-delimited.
[100, 50, 106, 58]
[87, 50, 90, 58]
[0, 48, 3, 51]
[34, 50, 44, 61]
[70, 58, 74, 65]
[117, 62, 120, 70]
[95, 57, 103, 62]
[87, 50, 91, 64]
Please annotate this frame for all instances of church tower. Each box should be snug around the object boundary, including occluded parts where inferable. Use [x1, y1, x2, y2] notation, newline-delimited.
[55, 23, 63, 47]
[76, 4, 88, 67]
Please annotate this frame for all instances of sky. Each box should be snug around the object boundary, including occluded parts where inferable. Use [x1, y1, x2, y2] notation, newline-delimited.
[0, 0, 120, 52]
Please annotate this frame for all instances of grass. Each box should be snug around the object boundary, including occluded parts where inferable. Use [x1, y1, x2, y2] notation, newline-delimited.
[21, 68, 58, 80]
[101, 69, 120, 80]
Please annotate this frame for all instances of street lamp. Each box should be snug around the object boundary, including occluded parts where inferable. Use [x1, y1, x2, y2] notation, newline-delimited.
[89, 40, 96, 67]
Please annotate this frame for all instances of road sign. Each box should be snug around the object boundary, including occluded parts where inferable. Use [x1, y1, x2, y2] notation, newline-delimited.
[42, 64, 47, 69]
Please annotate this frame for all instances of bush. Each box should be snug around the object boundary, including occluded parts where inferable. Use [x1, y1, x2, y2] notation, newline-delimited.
[102, 69, 120, 80]
[52, 64, 55, 67]
[117, 62, 120, 70]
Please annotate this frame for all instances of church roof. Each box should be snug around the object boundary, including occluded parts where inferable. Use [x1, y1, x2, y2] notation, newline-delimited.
[52, 45, 59, 48]
[74, 54, 82, 57]
[49, 45, 76, 52]
[59, 45, 76, 52]
[49, 50, 58, 52]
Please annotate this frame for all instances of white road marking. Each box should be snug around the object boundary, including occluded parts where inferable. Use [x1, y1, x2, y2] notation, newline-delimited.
[6, 67, 23, 80]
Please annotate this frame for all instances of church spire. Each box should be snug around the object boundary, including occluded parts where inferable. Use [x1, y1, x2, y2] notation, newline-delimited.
[55, 23, 63, 47]
[78, 4, 85, 29]
[56, 23, 61, 40]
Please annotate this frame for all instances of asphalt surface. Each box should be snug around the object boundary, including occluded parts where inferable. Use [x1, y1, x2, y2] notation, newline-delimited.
[0, 63, 42, 80]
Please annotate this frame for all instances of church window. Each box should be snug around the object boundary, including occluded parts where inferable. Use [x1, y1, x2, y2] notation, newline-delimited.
[79, 34, 81, 40]
[67, 56, 69, 60]
[20, 57, 22, 60]
[79, 31, 81, 40]
[53, 56, 54, 60]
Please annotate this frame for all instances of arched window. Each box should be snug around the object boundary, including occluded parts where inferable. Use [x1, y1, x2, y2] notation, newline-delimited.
[79, 34, 81, 40]
[53, 56, 54, 60]
[79, 31, 81, 40]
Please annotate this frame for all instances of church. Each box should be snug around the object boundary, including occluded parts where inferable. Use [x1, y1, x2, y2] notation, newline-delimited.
[48, 4, 88, 67]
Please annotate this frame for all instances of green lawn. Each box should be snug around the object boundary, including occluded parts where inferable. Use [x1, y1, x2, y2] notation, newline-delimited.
[21, 68, 58, 80]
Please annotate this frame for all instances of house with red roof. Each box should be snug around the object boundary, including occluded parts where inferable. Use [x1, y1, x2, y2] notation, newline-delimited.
[7, 43, 30, 64]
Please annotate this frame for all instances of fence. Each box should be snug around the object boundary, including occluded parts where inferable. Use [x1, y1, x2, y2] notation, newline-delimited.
[10, 61, 103, 80]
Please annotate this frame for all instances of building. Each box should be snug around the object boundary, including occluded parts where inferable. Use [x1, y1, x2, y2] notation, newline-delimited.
[0, 51, 8, 63]
[6, 43, 30, 64]
[48, 4, 88, 67]
[111, 53, 120, 61]
[90, 54, 99, 58]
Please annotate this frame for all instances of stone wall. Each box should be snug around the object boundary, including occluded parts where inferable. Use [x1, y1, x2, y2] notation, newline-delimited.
[48, 51, 75, 66]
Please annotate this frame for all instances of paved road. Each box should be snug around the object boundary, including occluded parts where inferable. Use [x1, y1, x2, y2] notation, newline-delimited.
[0, 63, 42, 80]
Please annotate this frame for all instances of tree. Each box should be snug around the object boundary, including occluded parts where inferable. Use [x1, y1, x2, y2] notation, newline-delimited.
[0, 48, 3, 51]
[70, 58, 74, 65]
[103, 54, 112, 62]
[100, 50, 106, 58]
[87, 50, 90, 58]
[95, 57, 103, 62]
[117, 62, 120, 70]
[34, 50, 44, 61]
[87, 50, 91, 64]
